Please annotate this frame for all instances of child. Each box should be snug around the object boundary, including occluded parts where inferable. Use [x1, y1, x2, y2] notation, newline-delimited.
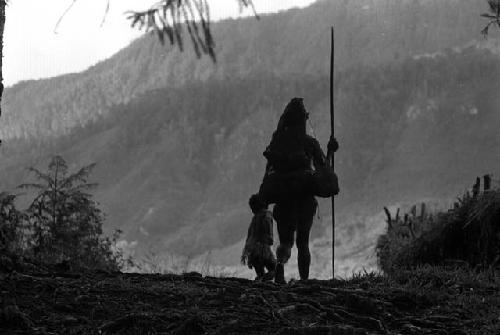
[241, 194, 277, 280]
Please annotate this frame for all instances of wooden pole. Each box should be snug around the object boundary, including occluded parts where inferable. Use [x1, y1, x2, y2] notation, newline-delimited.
[330, 26, 335, 278]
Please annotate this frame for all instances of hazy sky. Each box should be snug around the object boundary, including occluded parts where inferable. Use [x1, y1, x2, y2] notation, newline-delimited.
[4, 0, 316, 87]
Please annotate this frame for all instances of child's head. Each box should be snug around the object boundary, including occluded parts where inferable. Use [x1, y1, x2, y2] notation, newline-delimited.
[249, 194, 267, 214]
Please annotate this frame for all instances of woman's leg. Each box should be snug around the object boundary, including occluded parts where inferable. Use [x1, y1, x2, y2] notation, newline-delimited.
[264, 253, 277, 273]
[273, 201, 296, 265]
[273, 201, 296, 283]
[295, 196, 317, 280]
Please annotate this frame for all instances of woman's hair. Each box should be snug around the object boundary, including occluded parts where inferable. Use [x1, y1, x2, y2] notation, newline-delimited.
[278, 97, 308, 130]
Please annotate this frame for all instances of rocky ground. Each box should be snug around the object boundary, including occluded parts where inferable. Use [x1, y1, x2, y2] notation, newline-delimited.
[1, 267, 499, 335]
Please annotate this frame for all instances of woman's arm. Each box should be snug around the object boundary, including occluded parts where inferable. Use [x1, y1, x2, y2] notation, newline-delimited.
[309, 137, 327, 170]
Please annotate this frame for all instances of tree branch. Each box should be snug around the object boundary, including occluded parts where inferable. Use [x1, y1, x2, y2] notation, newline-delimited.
[481, 0, 500, 37]
[100, 0, 111, 27]
[126, 0, 258, 61]
[54, 0, 78, 34]
[54, 0, 258, 61]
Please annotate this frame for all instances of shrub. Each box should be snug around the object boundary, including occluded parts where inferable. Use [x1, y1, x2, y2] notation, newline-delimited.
[377, 176, 500, 273]
[0, 156, 131, 272]
[0, 192, 25, 256]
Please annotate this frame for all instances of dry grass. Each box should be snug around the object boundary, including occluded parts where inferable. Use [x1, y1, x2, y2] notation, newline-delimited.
[377, 178, 500, 274]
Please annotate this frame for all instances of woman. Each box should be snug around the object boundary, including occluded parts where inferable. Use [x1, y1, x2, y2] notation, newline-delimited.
[259, 97, 338, 283]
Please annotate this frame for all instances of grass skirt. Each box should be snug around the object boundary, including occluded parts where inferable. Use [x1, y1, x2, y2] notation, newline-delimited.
[241, 242, 276, 269]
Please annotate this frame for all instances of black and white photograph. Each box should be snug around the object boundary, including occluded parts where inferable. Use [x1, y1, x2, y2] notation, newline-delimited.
[1, 0, 500, 334]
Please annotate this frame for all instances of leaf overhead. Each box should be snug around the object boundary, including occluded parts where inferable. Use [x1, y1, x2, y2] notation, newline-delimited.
[482, 0, 500, 37]
[126, 0, 256, 62]
[487, 0, 500, 15]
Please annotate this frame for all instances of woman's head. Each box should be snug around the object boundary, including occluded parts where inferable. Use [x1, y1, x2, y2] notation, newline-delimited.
[278, 97, 308, 132]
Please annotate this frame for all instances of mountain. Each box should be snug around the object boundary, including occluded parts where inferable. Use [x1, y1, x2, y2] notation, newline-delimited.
[1, 0, 500, 275]
[0, 0, 486, 140]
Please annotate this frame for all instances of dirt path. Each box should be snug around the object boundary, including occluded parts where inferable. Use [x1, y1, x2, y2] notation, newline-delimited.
[1, 270, 498, 334]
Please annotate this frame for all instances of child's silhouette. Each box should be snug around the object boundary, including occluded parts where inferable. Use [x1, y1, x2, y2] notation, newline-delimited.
[241, 194, 277, 280]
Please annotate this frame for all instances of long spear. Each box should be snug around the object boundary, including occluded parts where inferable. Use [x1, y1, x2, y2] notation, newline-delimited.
[330, 26, 335, 278]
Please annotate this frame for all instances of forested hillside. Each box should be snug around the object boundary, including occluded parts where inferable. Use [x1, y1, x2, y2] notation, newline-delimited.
[1, 0, 499, 272]
[0, 0, 485, 140]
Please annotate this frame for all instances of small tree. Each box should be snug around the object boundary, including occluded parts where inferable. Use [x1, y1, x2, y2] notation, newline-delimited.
[0, 192, 24, 256]
[19, 156, 123, 270]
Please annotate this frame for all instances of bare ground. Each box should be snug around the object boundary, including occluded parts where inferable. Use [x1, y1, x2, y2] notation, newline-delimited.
[1, 268, 499, 335]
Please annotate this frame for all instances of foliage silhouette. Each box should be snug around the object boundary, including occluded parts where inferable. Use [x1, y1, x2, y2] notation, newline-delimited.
[377, 178, 500, 273]
[0, 192, 24, 257]
[481, 0, 500, 36]
[0, 156, 132, 271]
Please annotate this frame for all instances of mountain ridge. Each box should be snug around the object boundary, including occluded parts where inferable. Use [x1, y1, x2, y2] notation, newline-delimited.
[0, 0, 486, 140]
